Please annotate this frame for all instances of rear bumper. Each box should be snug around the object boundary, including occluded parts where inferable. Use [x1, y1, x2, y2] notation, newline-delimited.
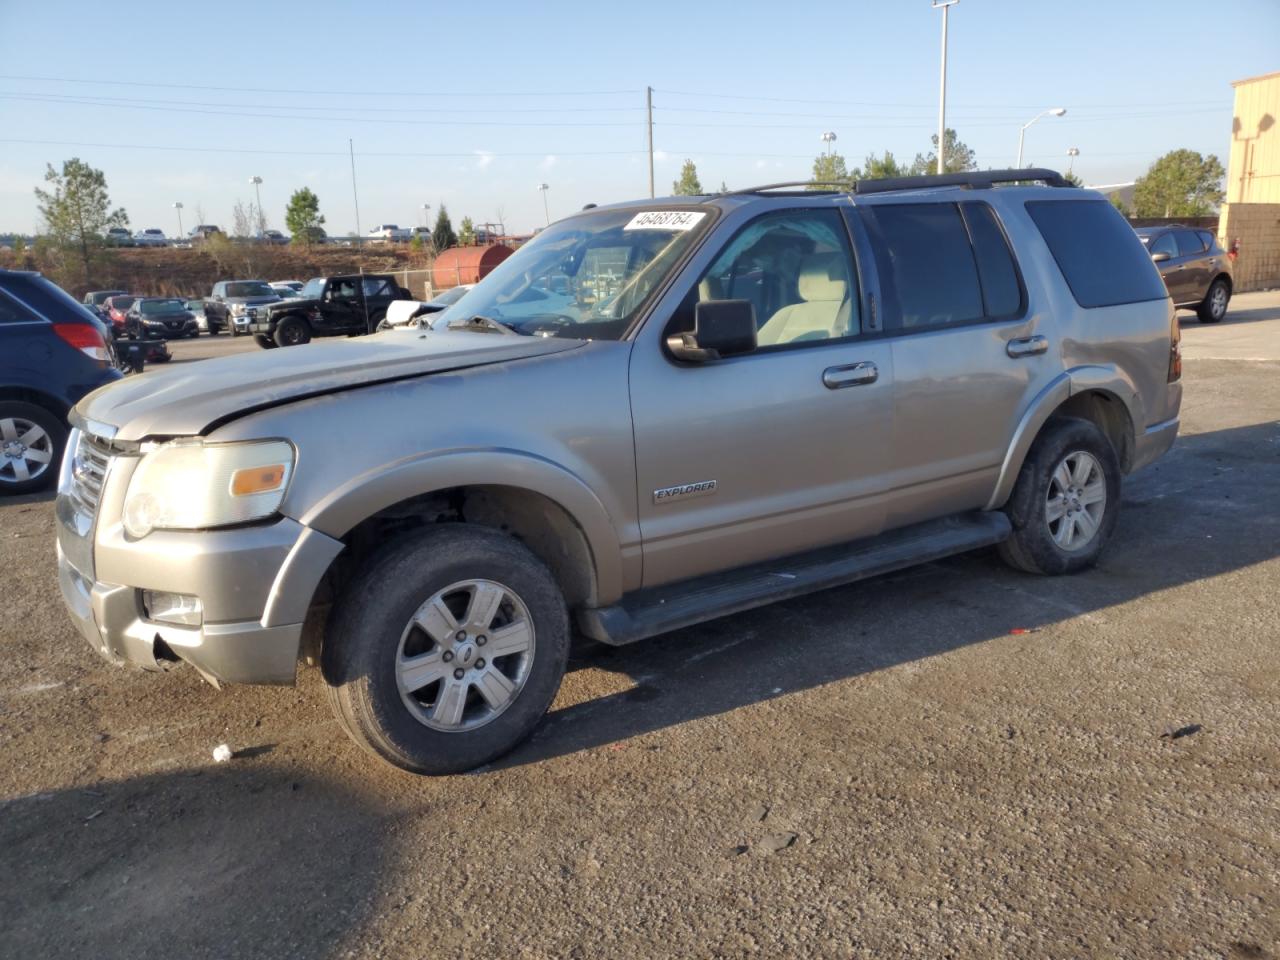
[1132, 416, 1179, 472]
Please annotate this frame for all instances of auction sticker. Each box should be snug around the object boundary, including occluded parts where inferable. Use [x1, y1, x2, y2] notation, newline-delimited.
[624, 210, 707, 231]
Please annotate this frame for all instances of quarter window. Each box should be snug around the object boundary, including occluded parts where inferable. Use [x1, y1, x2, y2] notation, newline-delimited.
[861, 203, 985, 330]
[0, 292, 31, 324]
[1026, 200, 1168, 308]
[685, 209, 859, 348]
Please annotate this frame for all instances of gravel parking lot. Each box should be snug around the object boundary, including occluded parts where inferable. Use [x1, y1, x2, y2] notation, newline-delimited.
[2, 293, 1278, 959]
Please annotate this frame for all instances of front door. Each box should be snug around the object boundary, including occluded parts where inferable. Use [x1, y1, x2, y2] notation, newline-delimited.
[856, 200, 1055, 527]
[321, 278, 363, 333]
[1173, 229, 1210, 305]
[629, 208, 894, 588]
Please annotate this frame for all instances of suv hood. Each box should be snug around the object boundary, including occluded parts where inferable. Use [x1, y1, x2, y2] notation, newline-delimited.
[77, 330, 584, 441]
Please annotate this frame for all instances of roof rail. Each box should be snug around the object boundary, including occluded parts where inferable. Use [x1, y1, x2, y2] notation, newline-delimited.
[722, 181, 851, 195]
[853, 168, 1071, 195]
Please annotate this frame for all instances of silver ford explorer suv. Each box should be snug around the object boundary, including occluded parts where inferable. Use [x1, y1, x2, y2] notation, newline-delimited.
[55, 169, 1181, 775]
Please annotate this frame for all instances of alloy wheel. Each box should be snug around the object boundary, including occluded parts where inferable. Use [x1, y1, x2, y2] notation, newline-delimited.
[395, 579, 536, 732]
[0, 417, 54, 485]
[1045, 450, 1106, 552]
[1210, 285, 1228, 320]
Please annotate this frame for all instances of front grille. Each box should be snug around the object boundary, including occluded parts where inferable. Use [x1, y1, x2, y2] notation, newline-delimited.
[68, 430, 114, 519]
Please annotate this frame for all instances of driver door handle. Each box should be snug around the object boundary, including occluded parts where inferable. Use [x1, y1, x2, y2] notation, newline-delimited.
[823, 361, 879, 389]
[1007, 335, 1049, 358]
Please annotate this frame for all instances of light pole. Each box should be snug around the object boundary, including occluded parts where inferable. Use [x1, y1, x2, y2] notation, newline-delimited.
[1016, 108, 1067, 168]
[538, 183, 550, 226]
[932, 0, 959, 175]
[248, 175, 264, 238]
[421, 203, 431, 228]
[821, 131, 838, 156]
[173, 202, 184, 240]
[1066, 147, 1080, 176]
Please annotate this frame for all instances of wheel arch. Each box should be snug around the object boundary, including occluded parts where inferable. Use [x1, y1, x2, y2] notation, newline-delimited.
[986, 368, 1139, 510]
[0, 385, 72, 423]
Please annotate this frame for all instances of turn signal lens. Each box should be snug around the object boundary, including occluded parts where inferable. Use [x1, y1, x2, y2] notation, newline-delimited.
[230, 464, 287, 497]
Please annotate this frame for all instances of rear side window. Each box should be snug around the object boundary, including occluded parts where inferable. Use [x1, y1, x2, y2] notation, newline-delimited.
[861, 203, 984, 330]
[1, 274, 94, 323]
[960, 203, 1024, 318]
[1197, 230, 1216, 250]
[0, 292, 32, 324]
[1026, 200, 1167, 308]
[1175, 230, 1206, 257]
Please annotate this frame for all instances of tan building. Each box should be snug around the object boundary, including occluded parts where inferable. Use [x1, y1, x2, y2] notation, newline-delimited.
[1220, 70, 1280, 291]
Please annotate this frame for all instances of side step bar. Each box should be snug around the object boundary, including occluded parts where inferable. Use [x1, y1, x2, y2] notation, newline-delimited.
[578, 511, 1011, 646]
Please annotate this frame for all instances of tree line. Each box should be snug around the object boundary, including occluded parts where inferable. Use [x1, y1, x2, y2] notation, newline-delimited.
[21, 144, 1228, 288]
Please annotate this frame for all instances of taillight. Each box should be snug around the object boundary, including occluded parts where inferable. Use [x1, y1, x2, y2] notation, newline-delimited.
[53, 322, 109, 364]
[1168, 311, 1181, 383]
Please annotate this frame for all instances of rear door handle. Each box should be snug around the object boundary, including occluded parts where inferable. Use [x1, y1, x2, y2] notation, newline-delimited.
[823, 361, 878, 389]
[1007, 335, 1049, 358]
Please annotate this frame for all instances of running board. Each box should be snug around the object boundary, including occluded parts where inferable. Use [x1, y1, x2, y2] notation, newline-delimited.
[578, 511, 1011, 646]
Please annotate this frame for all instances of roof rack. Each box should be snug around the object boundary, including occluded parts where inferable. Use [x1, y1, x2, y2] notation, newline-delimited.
[853, 168, 1071, 195]
[722, 181, 850, 195]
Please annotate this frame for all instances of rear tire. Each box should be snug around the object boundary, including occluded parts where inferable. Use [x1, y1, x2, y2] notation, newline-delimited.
[322, 525, 569, 775]
[998, 417, 1121, 575]
[274, 315, 311, 347]
[1197, 277, 1229, 323]
[0, 401, 65, 496]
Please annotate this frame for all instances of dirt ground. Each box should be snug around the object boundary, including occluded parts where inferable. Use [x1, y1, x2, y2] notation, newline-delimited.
[1, 294, 1278, 959]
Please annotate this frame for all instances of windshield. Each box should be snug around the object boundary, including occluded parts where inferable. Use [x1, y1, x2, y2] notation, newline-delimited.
[301, 278, 325, 299]
[140, 299, 185, 314]
[433, 207, 712, 339]
[225, 281, 274, 298]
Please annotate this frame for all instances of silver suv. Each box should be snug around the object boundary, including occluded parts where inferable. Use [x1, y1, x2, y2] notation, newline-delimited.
[55, 170, 1181, 774]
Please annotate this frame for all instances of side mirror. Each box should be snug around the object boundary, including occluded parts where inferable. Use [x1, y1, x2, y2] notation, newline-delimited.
[666, 299, 757, 362]
[1151, 251, 1172, 263]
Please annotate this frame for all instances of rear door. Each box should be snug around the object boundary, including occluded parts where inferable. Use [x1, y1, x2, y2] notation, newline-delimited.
[857, 200, 1050, 527]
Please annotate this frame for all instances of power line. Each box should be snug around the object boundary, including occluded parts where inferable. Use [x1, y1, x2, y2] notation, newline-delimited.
[0, 89, 644, 116]
[0, 94, 641, 127]
[0, 138, 645, 158]
[655, 87, 1229, 110]
[0, 74, 640, 98]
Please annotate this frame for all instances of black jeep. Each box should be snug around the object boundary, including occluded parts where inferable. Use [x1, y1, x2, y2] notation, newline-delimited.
[250, 275, 412, 348]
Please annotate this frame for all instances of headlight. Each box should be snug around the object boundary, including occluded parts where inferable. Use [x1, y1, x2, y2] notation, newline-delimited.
[230, 303, 247, 316]
[122, 439, 295, 538]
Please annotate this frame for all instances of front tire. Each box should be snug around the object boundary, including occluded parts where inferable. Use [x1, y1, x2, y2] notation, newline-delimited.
[322, 525, 569, 775]
[1197, 277, 1229, 323]
[0, 402, 65, 496]
[274, 315, 311, 347]
[998, 417, 1121, 575]
[253, 333, 278, 349]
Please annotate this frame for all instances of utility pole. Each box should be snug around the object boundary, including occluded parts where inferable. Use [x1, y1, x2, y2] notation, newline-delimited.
[173, 202, 183, 240]
[349, 138, 362, 248]
[646, 86, 655, 199]
[932, 0, 958, 175]
[248, 176, 264, 238]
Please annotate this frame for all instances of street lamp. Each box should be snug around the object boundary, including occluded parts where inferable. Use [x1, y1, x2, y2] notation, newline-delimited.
[421, 203, 431, 227]
[248, 175, 264, 238]
[538, 183, 550, 226]
[1066, 147, 1080, 176]
[821, 131, 838, 156]
[932, 0, 959, 175]
[1016, 108, 1067, 168]
[173, 201, 184, 240]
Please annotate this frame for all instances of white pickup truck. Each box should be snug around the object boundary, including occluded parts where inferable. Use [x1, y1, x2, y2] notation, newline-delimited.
[367, 224, 410, 243]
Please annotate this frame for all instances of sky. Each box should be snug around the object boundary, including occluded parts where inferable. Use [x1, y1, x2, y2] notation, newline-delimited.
[0, 0, 1276, 237]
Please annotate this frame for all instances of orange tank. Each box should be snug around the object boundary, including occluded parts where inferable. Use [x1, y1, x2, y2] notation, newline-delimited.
[430, 244, 514, 289]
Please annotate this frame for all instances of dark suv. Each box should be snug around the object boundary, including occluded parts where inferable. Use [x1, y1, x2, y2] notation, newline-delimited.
[253, 274, 411, 347]
[1136, 225, 1232, 323]
[1, 270, 121, 494]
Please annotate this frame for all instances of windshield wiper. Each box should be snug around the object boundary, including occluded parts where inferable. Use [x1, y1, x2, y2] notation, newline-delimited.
[446, 314, 520, 335]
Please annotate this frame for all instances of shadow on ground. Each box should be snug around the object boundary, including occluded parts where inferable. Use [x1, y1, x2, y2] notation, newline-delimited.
[498, 418, 1280, 768]
[0, 767, 394, 960]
